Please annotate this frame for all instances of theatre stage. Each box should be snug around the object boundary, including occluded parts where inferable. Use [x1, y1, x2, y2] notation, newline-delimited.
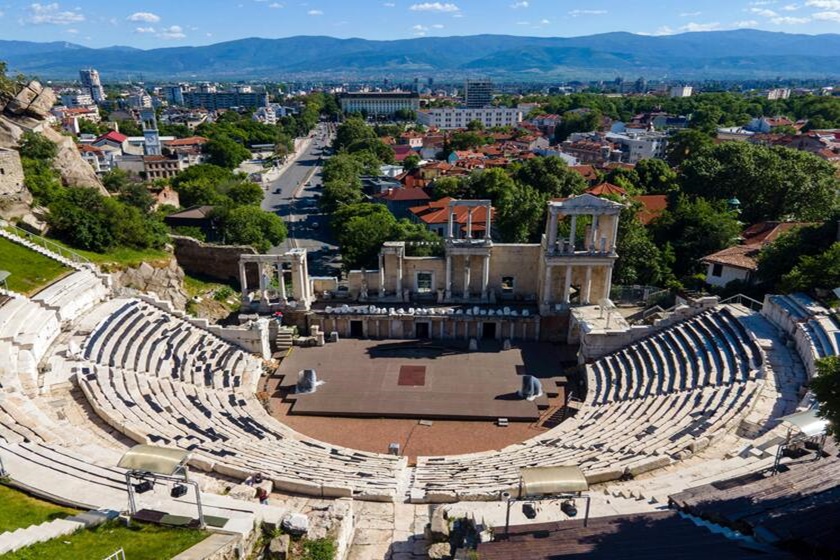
[277, 339, 571, 422]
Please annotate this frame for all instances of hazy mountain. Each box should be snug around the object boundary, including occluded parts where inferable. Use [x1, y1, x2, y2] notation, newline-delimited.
[2, 30, 840, 81]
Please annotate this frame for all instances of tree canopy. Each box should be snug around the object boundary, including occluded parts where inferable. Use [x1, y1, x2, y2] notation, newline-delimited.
[812, 356, 840, 441]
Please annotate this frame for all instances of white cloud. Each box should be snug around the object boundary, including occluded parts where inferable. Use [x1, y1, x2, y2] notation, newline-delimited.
[27, 3, 84, 25]
[782, 4, 800, 10]
[269, 2, 283, 7]
[412, 24, 428, 30]
[538, 18, 550, 24]
[307, 9, 323, 15]
[127, 11, 160, 23]
[679, 21, 722, 31]
[806, 0, 840, 8]
[65, 27, 77, 33]
[510, 1, 528, 8]
[134, 26, 155, 33]
[409, 2, 460, 12]
[431, 23, 444, 28]
[679, 11, 702, 17]
[771, 15, 811, 22]
[734, 19, 760, 27]
[515, 20, 529, 25]
[750, 7, 779, 16]
[158, 25, 185, 39]
[812, 9, 840, 19]
[383, 2, 395, 5]
[569, 9, 607, 16]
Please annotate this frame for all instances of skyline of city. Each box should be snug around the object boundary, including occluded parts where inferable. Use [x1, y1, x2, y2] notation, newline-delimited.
[1, 0, 840, 48]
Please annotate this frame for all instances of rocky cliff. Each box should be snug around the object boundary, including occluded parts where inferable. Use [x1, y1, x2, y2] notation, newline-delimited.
[111, 258, 190, 311]
[0, 79, 106, 220]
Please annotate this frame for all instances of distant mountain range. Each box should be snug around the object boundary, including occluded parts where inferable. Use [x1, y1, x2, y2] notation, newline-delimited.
[3, 30, 840, 81]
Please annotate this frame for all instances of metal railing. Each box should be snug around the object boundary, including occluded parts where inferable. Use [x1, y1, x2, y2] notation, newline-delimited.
[720, 293, 764, 312]
[1, 222, 91, 265]
[102, 549, 126, 560]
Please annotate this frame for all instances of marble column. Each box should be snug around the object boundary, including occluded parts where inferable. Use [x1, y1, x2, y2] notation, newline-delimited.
[542, 266, 552, 306]
[445, 255, 452, 300]
[582, 266, 592, 305]
[239, 262, 248, 295]
[279, 266, 287, 302]
[379, 253, 385, 298]
[466, 210, 473, 239]
[485, 206, 492, 240]
[563, 265, 573, 304]
[481, 254, 490, 301]
[590, 215, 599, 252]
[547, 209, 558, 252]
[568, 215, 577, 253]
[463, 256, 471, 300]
[611, 214, 620, 254]
[396, 252, 403, 298]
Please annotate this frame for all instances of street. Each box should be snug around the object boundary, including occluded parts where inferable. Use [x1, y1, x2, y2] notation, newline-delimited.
[262, 122, 341, 277]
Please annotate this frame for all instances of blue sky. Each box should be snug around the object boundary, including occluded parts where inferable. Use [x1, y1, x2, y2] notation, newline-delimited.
[1, 0, 840, 47]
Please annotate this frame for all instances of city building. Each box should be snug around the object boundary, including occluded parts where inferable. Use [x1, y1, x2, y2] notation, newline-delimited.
[338, 92, 420, 117]
[182, 89, 269, 111]
[409, 197, 494, 237]
[464, 80, 493, 108]
[79, 68, 106, 103]
[141, 109, 162, 157]
[605, 130, 669, 163]
[767, 88, 792, 100]
[162, 85, 186, 106]
[60, 90, 95, 109]
[670, 85, 693, 98]
[417, 107, 522, 130]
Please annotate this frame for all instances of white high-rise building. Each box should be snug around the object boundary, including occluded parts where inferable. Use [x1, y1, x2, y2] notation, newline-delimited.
[670, 85, 694, 98]
[79, 68, 106, 103]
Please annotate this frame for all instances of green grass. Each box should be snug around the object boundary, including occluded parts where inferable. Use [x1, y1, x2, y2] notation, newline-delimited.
[42, 238, 170, 270]
[0, 237, 71, 295]
[0, 484, 79, 533]
[4, 520, 208, 560]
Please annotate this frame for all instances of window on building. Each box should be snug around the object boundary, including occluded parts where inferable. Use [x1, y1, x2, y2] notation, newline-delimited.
[501, 276, 515, 293]
[711, 264, 723, 277]
[416, 272, 433, 294]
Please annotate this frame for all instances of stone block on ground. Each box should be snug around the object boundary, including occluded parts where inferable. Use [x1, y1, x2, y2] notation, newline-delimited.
[427, 542, 451, 559]
[267, 534, 290, 560]
[281, 512, 309, 536]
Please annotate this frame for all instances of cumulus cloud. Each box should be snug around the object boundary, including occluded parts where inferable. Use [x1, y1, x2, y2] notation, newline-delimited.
[771, 15, 811, 22]
[127, 12, 160, 23]
[27, 3, 85, 25]
[134, 26, 156, 33]
[409, 2, 460, 12]
[307, 9, 323, 15]
[679, 21, 722, 31]
[510, 1, 528, 8]
[269, 2, 283, 7]
[569, 9, 607, 16]
[158, 25, 185, 39]
[812, 9, 840, 19]
[806, 0, 840, 7]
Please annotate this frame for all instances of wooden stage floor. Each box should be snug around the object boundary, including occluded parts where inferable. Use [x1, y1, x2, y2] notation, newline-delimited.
[277, 339, 572, 422]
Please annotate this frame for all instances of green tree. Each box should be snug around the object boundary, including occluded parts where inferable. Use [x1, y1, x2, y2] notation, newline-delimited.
[219, 206, 287, 252]
[403, 153, 422, 171]
[115, 120, 143, 137]
[510, 156, 586, 198]
[334, 117, 376, 151]
[101, 168, 132, 193]
[780, 242, 840, 294]
[555, 109, 601, 141]
[394, 108, 417, 121]
[449, 131, 489, 151]
[18, 131, 57, 161]
[466, 119, 485, 131]
[652, 196, 741, 278]
[204, 135, 252, 169]
[224, 181, 264, 207]
[634, 158, 678, 194]
[332, 203, 398, 269]
[17, 131, 62, 204]
[812, 356, 840, 441]
[757, 221, 837, 290]
[119, 182, 156, 214]
[665, 129, 713, 167]
[495, 183, 548, 243]
[614, 202, 672, 286]
[681, 142, 839, 223]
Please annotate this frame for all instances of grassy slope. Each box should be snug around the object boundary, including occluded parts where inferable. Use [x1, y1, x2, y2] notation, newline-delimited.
[0, 485, 79, 533]
[0, 237, 70, 295]
[4, 520, 208, 560]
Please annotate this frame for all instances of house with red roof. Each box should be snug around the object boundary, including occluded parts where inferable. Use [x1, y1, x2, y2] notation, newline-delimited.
[376, 187, 431, 219]
[92, 130, 128, 152]
[702, 222, 811, 288]
[409, 197, 495, 238]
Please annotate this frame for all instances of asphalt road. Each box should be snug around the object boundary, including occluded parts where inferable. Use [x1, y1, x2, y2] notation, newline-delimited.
[263, 122, 342, 277]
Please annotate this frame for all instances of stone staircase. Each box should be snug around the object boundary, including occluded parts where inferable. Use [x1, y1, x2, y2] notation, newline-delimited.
[0, 509, 118, 554]
[275, 326, 294, 353]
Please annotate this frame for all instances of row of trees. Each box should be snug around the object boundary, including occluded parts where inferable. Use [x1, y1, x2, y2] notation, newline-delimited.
[169, 164, 286, 252]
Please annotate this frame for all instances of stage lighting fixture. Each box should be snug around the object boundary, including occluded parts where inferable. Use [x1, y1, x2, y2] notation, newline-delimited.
[134, 480, 154, 494]
[561, 499, 578, 517]
[171, 484, 188, 498]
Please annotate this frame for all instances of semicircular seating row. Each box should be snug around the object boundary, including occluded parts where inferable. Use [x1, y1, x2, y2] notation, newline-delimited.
[76, 298, 407, 502]
[409, 306, 768, 502]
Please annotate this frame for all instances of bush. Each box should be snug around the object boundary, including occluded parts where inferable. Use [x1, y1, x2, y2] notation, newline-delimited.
[302, 538, 337, 560]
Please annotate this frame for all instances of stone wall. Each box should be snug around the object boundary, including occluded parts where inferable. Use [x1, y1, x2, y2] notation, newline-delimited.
[172, 235, 258, 286]
[111, 257, 189, 310]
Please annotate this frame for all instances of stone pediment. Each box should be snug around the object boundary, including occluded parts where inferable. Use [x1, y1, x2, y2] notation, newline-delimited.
[551, 193, 624, 215]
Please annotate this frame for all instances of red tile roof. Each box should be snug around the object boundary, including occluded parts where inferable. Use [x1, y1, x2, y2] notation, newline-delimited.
[633, 194, 668, 225]
[164, 136, 207, 147]
[378, 187, 430, 202]
[570, 165, 599, 182]
[702, 244, 761, 271]
[587, 182, 627, 197]
[741, 221, 811, 245]
[96, 130, 128, 144]
[409, 197, 495, 228]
